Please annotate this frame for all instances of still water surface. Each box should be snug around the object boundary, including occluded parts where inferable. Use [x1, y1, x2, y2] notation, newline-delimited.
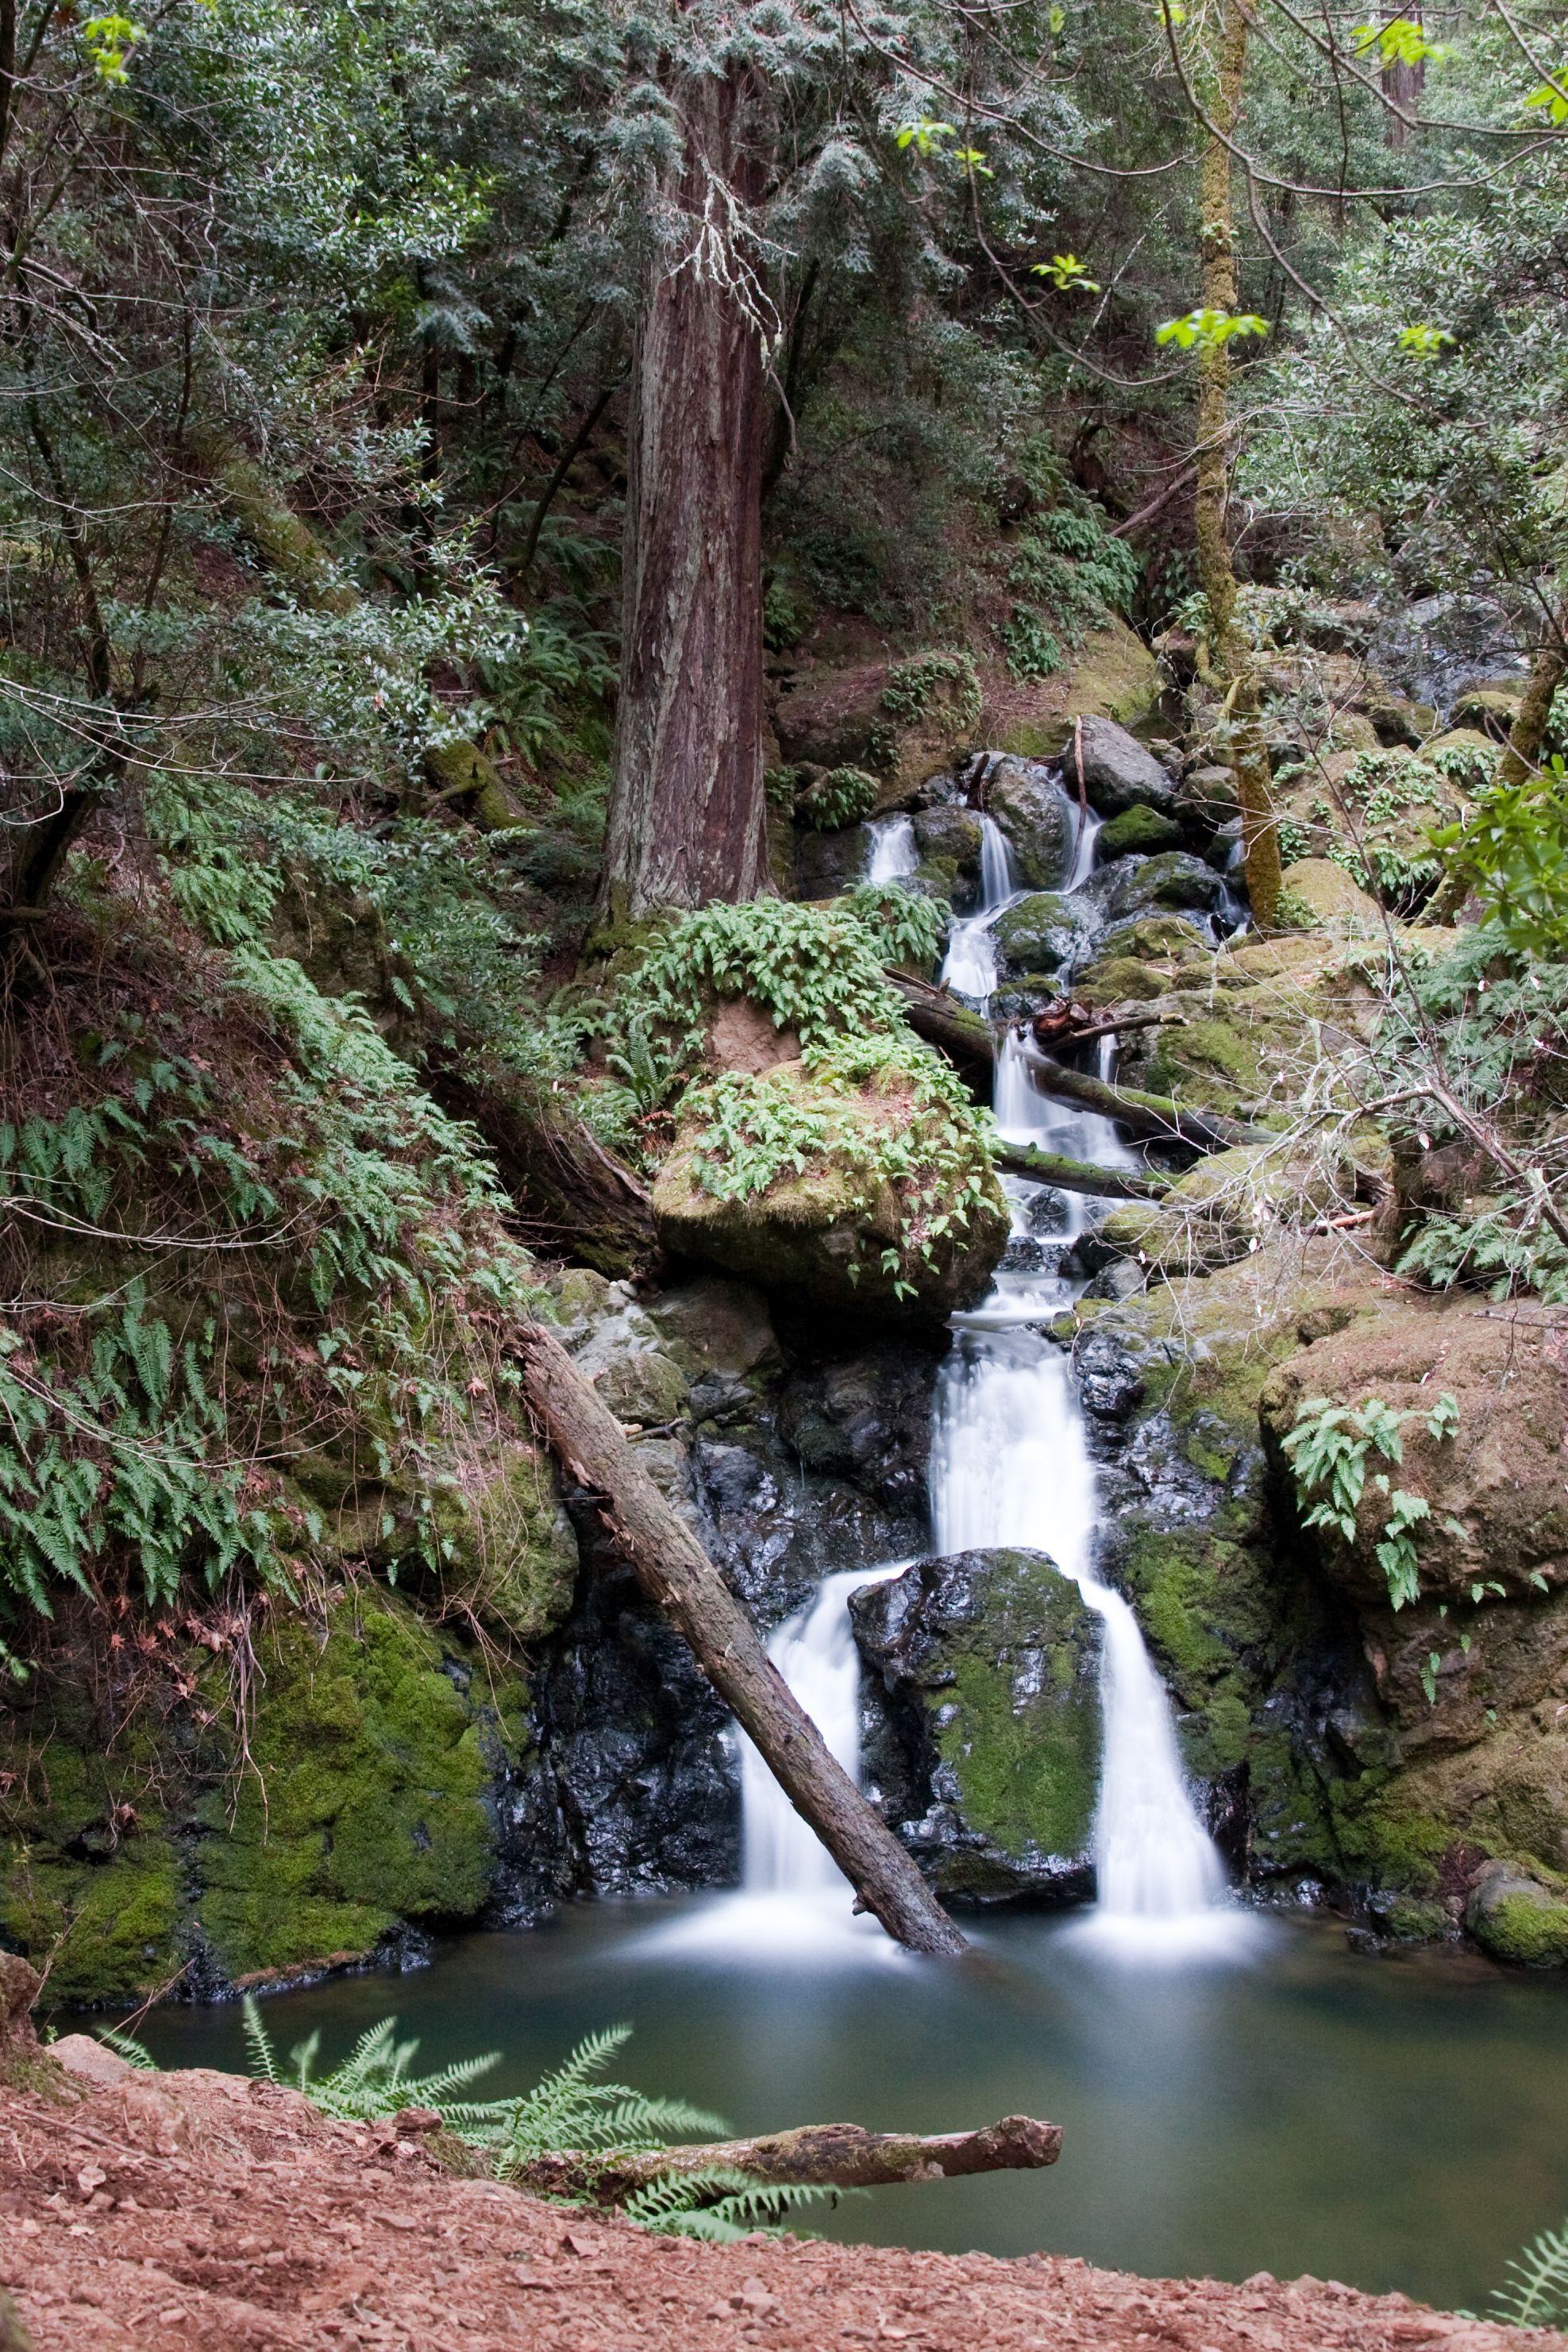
[133, 1902, 1568, 2312]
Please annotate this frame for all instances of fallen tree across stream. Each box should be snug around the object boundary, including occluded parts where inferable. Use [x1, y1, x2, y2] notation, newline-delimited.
[1026, 1061, 1265, 1152]
[509, 2115, 1063, 2204]
[513, 1324, 970, 1958]
[884, 970, 996, 1088]
[989, 1142, 1173, 1200]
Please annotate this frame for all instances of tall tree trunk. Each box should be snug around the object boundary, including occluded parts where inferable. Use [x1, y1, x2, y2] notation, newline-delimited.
[1496, 600, 1568, 789]
[1192, 0, 1282, 933]
[600, 67, 770, 921]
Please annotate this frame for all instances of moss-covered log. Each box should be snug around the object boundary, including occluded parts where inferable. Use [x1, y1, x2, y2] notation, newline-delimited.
[1028, 1060, 1263, 1152]
[884, 971, 996, 1089]
[990, 1143, 1173, 1201]
[514, 1324, 969, 1957]
[512, 2114, 1062, 2204]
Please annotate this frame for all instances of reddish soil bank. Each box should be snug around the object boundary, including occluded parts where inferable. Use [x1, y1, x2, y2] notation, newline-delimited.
[0, 2057, 1555, 2352]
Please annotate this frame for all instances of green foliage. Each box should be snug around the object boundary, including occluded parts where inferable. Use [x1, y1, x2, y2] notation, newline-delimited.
[794, 765, 879, 831]
[622, 2166, 855, 2243]
[999, 607, 1064, 681]
[844, 882, 948, 970]
[475, 2025, 722, 2178]
[880, 652, 982, 740]
[1282, 1392, 1458, 1610]
[1431, 759, 1568, 960]
[627, 896, 909, 1059]
[241, 1992, 503, 2120]
[1493, 2216, 1568, 2326]
[1155, 310, 1270, 349]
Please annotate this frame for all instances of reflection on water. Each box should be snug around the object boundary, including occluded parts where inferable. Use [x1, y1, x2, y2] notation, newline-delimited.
[132, 1906, 1568, 2312]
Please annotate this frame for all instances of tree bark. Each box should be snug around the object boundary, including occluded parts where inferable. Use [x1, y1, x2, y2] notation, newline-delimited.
[600, 67, 770, 920]
[428, 1073, 657, 1278]
[514, 1324, 968, 1957]
[990, 1142, 1173, 1200]
[1027, 1059, 1262, 1151]
[1496, 600, 1568, 790]
[1193, 0, 1282, 934]
[510, 2115, 1061, 2204]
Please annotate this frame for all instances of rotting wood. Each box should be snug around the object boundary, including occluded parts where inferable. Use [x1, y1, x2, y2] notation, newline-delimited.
[1027, 1059, 1264, 1152]
[1029, 1010, 1187, 1052]
[513, 1324, 969, 1958]
[509, 2114, 1062, 2204]
[989, 1143, 1172, 1201]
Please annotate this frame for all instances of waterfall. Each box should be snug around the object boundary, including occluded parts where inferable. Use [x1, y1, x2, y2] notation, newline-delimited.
[866, 815, 918, 884]
[939, 815, 1016, 1002]
[928, 1332, 1235, 1951]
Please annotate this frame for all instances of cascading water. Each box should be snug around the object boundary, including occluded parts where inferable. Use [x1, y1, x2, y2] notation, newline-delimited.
[940, 815, 1015, 1003]
[866, 815, 918, 885]
[648, 765, 1250, 1963]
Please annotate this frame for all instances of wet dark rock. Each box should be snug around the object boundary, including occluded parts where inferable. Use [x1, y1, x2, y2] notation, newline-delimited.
[779, 1342, 942, 1524]
[1074, 719, 1178, 816]
[1097, 804, 1184, 859]
[795, 826, 871, 900]
[1077, 1324, 1157, 1421]
[1081, 849, 1238, 927]
[851, 1548, 1101, 1904]
[984, 758, 1074, 889]
[911, 806, 984, 909]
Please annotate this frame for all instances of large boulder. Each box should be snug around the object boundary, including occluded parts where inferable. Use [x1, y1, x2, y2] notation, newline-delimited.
[1075, 719, 1178, 816]
[1098, 803, 1184, 858]
[1081, 850, 1236, 931]
[852, 1548, 1102, 1903]
[911, 806, 984, 906]
[795, 824, 871, 900]
[992, 891, 1095, 978]
[1280, 858, 1382, 931]
[985, 758, 1075, 889]
[651, 1057, 1010, 1324]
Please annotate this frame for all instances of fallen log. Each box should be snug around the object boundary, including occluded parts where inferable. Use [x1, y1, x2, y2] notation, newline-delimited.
[432, 1072, 657, 1278]
[1031, 1010, 1188, 1052]
[884, 970, 996, 1089]
[1027, 1061, 1264, 1153]
[514, 1325, 969, 1958]
[510, 2115, 1062, 2205]
[991, 1143, 1172, 1201]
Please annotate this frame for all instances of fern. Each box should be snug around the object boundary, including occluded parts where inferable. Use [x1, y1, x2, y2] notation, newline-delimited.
[622, 2165, 859, 2242]
[477, 2025, 723, 2177]
[1493, 2215, 1568, 2327]
[95, 2025, 160, 2069]
[242, 1993, 280, 2085]
[239, 1994, 503, 2119]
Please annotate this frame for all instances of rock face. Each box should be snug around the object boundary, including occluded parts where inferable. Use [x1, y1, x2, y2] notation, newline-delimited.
[852, 1548, 1102, 1903]
[1074, 719, 1178, 816]
[793, 824, 872, 900]
[911, 806, 984, 906]
[652, 1061, 1010, 1325]
[984, 758, 1075, 889]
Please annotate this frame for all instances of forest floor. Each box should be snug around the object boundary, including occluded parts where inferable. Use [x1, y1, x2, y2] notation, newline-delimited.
[0, 2057, 1556, 2352]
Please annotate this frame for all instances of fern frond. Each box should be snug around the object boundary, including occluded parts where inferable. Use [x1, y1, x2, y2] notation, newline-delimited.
[1493, 2218, 1568, 2326]
[621, 2166, 861, 2242]
[96, 2026, 160, 2070]
[241, 1993, 279, 2085]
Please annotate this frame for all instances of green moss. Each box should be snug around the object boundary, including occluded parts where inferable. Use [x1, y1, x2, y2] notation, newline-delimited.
[193, 1593, 526, 1979]
[1, 1842, 183, 2007]
[1098, 804, 1184, 858]
[1474, 1891, 1568, 1967]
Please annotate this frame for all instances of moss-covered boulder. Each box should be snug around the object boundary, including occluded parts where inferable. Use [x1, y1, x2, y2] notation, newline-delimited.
[852, 1548, 1102, 1903]
[1279, 858, 1383, 933]
[0, 1588, 539, 2003]
[651, 1052, 1010, 1325]
[995, 619, 1162, 755]
[992, 891, 1093, 978]
[1466, 1861, 1568, 1967]
[1098, 803, 1184, 858]
[985, 758, 1074, 889]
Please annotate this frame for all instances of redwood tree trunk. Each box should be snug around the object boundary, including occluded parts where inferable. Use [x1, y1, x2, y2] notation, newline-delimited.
[601, 67, 770, 920]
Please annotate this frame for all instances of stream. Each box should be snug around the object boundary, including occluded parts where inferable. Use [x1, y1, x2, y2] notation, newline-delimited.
[133, 791, 1568, 2308]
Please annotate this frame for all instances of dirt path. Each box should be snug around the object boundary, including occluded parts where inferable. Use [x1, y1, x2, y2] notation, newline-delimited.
[0, 2054, 1554, 2352]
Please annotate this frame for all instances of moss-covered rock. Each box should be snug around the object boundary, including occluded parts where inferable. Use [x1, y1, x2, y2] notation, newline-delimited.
[992, 892, 1092, 978]
[1098, 803, 1185, 858]
[853, 1548, 1101, 1902]
[0, 1589, 535, 2003]
[1466, 1861, 1568, 1966]
[1279, 858, 1382, 933]
[995, 619, 1162, 755]
[651, 1057, 1010, 1324]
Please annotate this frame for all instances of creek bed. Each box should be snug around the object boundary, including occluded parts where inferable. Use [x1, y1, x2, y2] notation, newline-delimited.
[131, 1903, 1568, 2310]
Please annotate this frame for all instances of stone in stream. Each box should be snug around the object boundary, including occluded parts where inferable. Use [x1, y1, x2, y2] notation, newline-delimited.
[991, 891, 1096, 980]
[984, 758, 1076, 889]
[1073, 718, 1179, 815]
[851, 1548, 1102, 1903]
[910, 805, 984, 908]
[1080, 848, 1236, 927]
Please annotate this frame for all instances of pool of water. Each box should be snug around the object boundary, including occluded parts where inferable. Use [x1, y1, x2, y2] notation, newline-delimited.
[125, 1897, 1568, 2312]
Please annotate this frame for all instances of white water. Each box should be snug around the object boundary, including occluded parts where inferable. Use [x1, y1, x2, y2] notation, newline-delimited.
[866, 815, 918, 884]
[940, 815, 1016, 1002]
[930, 1327, 1250, 1959]
[641, 770, 1254, 1967]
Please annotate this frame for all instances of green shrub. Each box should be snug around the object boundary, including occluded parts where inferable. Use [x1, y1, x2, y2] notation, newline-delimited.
[795, 765, 879, 831]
